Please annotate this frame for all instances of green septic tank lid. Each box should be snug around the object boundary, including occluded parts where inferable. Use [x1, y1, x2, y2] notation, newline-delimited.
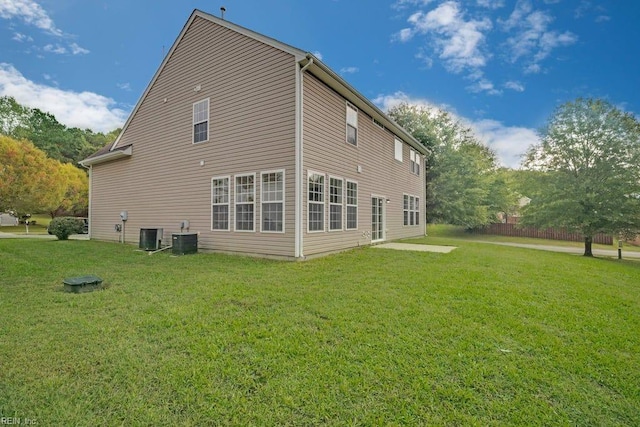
[63, 275, 103, 286]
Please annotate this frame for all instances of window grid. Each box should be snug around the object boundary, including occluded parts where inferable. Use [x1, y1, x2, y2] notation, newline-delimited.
[193, 99, 209, 143]
[308, 172, 325, 232]
[211, 176, 230, 231]
[329, 177, 343, 231]
[261, 171, 284, 233]
[346, 180, 358, 230]
[235, 174, 255, 231]
[403, 194, 420, 226]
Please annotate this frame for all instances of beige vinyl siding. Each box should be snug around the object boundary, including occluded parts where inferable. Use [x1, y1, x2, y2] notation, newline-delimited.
[90, 16, 297, 257]
[302, 73, 425, 256]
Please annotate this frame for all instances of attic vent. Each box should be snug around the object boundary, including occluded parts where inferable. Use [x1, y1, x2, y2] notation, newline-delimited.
[372, 118, 385, 129]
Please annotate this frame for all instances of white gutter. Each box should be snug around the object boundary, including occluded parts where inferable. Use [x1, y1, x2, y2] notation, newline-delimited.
[79, 145, 132, 167]
[294, 56, 314, 259]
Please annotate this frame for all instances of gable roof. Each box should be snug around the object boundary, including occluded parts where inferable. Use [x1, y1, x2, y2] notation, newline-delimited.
[84, 8, 425, 165]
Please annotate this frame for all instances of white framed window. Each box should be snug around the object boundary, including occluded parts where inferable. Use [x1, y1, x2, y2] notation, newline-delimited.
[410, 149, 421, 175]
[404, 194, 420, 226]
[308, 171, 325, 232]
[329, 177, 343, 231]
[346, 180, 358, 230]
[261, 170, 284, 233]
[235, 174, 255, 232]
[211, 176, 230, 231]
[395, 138, 403, 162]
[346, 102, 358, 146]
[193, 98, 209, 144]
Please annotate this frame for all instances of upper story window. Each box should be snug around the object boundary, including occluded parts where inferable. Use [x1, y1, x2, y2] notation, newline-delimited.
[395, 138, 403, 162]
[193, 98, 209, 144]
[346, 102, 358, 146]
[410, 149, 421, 175]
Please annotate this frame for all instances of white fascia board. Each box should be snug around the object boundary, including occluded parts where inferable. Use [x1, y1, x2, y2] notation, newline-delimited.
[79, 145, 132, 167]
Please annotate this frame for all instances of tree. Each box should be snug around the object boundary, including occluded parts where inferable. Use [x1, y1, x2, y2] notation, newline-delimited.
[47, 162, 89, 218]
[0, 135, 65, 215]
[0, 96, 121, 165]
[388, 103, 514, 228]
[522, 98, 640, 256]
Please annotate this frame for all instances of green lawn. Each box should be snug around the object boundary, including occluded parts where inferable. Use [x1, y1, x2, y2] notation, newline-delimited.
[427, 223, 640, 253]
[1, 238, 639, 426]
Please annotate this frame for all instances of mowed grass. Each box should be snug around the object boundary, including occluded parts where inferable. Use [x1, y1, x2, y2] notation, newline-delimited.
[1, 238, 639, 426]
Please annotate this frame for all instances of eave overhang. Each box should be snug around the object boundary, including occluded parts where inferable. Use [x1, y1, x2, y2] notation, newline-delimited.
[79, 145, 132, 167]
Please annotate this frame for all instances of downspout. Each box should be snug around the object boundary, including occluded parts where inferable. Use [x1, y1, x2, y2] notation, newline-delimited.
[295, 56, 314, 259]
[80, 162, 92, 238]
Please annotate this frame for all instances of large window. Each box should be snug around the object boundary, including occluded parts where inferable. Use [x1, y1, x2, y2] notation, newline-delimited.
[395, 138, 403, 162]
[211, 176, 230, 230]
[346, 180, 358, 230]
[261, 170, 284, 233]
[329, 177, 343, 231]
[346, 102, 358, 146]
[404, 194, 420, 226]
[235, 174, 255, 231]
[193, 98, 209, 143]
[308, 172, 325, 232]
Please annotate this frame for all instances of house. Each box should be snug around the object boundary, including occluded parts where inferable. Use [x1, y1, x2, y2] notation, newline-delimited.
[80, 9, 427, 259]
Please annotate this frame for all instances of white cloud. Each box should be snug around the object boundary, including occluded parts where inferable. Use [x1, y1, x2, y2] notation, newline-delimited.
[471, 119, 539, 168]
[312, 51, 323, 60]
[2, 1, 90, 55]
[340, 66, 359, 74]
[43, 43, 66, 54]
[0, 0, 62, 36]
[42, 42, 89, 56]
[504, 80, 525, 91]
[116, 82, 131, 91]
[399, 1, 492, 74]
[595, 15, 610, 23]
[373, 90, 456, 115]
[69, 42, 89, 55]
[12, 32, 33, 42]
[467, 78, 502, 95]
[0, 63, 128, 132]
[501, 0, 577, 69]
[373, 91, 538, 168]
[477, 0, 505, 9]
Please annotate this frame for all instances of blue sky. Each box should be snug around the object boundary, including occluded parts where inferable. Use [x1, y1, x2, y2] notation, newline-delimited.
[1, 0, 638, 167]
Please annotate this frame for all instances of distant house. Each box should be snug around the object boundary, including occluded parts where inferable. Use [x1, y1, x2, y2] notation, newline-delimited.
[80, 9, 427, 259]
[0, 213, 19, 226]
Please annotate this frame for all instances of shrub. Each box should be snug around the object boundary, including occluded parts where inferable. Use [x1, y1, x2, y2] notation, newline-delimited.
[48, 217, 83, 240]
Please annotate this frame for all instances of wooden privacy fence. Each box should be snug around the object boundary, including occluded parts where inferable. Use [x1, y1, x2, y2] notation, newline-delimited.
[471, 223, 613, 245]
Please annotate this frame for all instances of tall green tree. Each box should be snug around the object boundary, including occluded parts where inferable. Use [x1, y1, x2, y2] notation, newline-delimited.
[0, 96, 121, 165]
[388, 103, 515, 228]
[522, 98, 640, 256]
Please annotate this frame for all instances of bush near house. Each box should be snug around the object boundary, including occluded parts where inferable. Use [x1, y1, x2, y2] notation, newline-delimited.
[47, 217, 84, 240]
